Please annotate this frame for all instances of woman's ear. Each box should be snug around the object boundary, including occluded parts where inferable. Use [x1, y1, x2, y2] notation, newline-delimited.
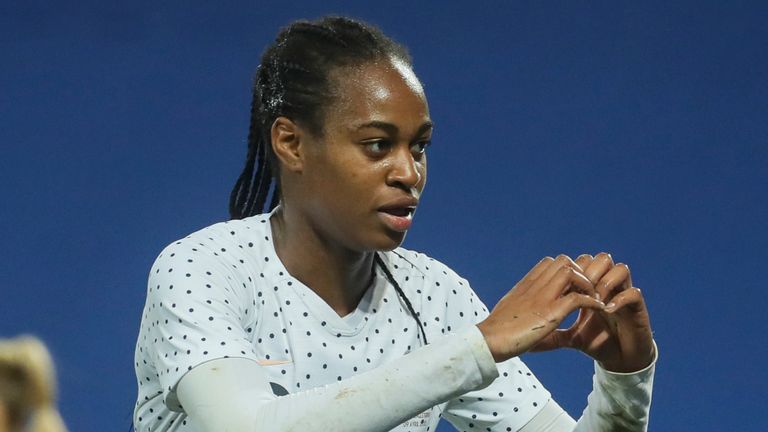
[270, 116, 305, 173]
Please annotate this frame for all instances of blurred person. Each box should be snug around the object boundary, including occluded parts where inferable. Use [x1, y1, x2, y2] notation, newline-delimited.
[0, 336, 67, 432]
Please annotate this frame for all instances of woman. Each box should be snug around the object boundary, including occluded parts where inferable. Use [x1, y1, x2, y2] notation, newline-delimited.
[134, 16, 656, 432]
[0, 336, 67, 432]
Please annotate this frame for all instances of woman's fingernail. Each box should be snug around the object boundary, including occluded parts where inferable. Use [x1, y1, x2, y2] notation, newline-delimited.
[606, 302, 616, 310]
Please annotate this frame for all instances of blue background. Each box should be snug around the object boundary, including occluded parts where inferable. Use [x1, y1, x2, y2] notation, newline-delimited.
[2, 1, 766, 430]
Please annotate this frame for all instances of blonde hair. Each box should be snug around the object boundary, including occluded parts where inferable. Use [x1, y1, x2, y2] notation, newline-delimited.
[0, 336, 67, 432]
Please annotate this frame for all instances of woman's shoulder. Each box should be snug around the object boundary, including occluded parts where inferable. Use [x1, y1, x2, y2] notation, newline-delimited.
[142, 215, 274, 315]
[147, 214, 275, 284]
[154, 214, 272, 258]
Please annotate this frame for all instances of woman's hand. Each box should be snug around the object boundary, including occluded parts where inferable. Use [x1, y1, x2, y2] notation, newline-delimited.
[476, 255, 607, 363]
[531, 253, 655, 373]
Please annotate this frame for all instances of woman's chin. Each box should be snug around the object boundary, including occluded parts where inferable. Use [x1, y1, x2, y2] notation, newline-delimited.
[371, 230, 408, 251]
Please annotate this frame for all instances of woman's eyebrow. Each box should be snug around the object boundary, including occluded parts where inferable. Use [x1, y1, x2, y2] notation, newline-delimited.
[354, 120, 434, 136]
[415, 121, 434, 137]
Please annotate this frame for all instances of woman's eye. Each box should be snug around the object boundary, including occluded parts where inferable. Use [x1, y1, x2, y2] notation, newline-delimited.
[364, 140, 391, 154]
[411, 140, 431, 154]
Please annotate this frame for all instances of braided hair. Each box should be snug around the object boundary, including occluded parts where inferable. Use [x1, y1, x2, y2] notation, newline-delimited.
[229, 16, 411, 220]
[229, 17, 427, 345]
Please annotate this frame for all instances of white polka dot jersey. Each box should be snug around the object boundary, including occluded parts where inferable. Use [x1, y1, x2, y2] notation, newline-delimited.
[134, 210, 639, 431]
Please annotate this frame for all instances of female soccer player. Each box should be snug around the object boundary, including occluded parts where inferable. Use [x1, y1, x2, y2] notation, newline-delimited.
[134, 16, 656, 432]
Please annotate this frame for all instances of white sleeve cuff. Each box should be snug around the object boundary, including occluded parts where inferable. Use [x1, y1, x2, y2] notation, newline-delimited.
[594, 340, 658, 389]
[462, 325, 500, 385]
[576, 340, 658, 432]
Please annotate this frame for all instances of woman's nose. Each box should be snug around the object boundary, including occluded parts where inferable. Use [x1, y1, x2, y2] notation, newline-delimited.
[386, 146, 422, 189]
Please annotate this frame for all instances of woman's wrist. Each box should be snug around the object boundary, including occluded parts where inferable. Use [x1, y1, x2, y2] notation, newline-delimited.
[597, 340, 658, 375]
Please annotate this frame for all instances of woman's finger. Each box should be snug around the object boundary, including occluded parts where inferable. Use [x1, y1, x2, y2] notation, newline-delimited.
[596, 263, 631, 301]
[583, 252, 614, 286]
[621, 263, 633, 292]
[504, 257, 554, 298]
[574, 254, 593, 272]
[552, 292, 606, 322]
[536, 255, 580, 289]
[523, 256, 555, 283]
[545, 265, 596, 299]
[605, 286, 645, 313]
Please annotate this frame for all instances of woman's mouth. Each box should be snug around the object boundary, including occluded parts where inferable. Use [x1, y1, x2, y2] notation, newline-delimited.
[377, 207, 415, 232]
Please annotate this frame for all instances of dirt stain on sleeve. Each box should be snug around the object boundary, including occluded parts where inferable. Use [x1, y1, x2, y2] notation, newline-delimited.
[335, 387, 357, 400]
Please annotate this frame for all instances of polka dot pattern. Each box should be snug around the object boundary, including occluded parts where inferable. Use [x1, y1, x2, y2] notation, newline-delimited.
[133, 211, 549, 432]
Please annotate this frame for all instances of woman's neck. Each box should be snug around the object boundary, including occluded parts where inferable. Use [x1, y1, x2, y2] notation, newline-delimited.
[269, 206, 375, 317]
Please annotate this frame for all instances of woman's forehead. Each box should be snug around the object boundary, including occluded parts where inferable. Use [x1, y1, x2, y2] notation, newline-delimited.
[327, 59, 429, 128]
[390, 57, 424, 95]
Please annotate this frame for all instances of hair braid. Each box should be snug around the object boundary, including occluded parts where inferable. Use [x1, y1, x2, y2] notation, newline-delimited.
[375, 253, 428, 345]
[229, 73, 270, 219]
[251, 149, 273, 215]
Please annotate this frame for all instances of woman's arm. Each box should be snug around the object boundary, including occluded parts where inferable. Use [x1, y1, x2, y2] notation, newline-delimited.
[177, 326, 498, 431]
[517, 348, 657, 432]
[515, 253, 658, 432]
[437, 253, 656, 432]
[173, 252, 654, 431]
[177, 330, 657, 432]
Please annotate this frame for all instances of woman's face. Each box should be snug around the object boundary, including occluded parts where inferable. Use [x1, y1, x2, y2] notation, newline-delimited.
[296, 58, 432, 252]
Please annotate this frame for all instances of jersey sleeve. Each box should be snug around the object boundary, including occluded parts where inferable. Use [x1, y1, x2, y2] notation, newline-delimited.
[572, 346, 657, 431]
[139, 237, 260, 410]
